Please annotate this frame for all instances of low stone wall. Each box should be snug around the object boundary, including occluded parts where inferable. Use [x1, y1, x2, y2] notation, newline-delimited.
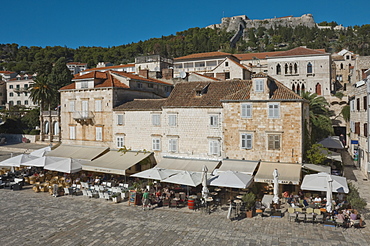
[0, 133, 40, 143]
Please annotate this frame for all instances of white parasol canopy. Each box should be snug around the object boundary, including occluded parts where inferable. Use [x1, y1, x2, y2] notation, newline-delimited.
[29, 146, 52, 157]
[22, 156, 68, 167]
[44, 158, 83, 173]
[0, 154, 38, 168]
[209, 170, 253, 189]
[201, 165, 209, 199]
[131, 167, 178, 181]
[162, 170, 202, 187]
[300, 172, 349, 193]
[326, 175, 333, 213]
[272, 168, 279, 204]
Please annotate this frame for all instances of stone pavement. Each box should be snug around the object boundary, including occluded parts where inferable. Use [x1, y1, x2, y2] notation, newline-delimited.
[0, 187, 369, 246]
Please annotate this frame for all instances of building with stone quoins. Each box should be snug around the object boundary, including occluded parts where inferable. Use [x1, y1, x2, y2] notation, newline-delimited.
[113, 74, 309, 163]
[58, 70, 172, 148]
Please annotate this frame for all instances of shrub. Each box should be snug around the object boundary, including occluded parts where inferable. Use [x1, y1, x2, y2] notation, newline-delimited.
[29, 129, 41, 135]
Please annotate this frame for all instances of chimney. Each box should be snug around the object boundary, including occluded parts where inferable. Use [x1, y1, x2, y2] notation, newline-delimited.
[139, 69, 149, 79]
[162, 68, 173, 80]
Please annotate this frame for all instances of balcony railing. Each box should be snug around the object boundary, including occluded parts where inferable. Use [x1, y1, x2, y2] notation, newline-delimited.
[73, 111, 94, 125]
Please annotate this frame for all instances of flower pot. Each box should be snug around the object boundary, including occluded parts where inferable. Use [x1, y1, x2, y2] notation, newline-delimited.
[246, 210, 253, 218]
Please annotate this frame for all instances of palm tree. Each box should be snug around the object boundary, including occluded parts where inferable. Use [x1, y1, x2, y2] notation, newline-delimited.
[301, 91, 334, 145]
[29, 76, 56, 142]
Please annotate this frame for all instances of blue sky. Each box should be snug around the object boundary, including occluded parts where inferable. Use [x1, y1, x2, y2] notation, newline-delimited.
[2, 0, 369, 49]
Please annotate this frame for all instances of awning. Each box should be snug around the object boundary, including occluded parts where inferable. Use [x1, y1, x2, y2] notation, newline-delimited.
[156, 157, 220, 173]
[318, 136, 344, 149]
[254, 162, 302, 185]
[321, 149, 342, 162]
[82, 150, 152, 175]
[218, 159, 259, 175]
[46, 144, 108, 161]
[303, 164, 331, 174]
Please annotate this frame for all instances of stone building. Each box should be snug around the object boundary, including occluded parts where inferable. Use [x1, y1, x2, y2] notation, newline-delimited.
[6, 74, 38, 109]
[331, 49, 355, 91]
[222, 73, 309, 163]
[348, 70, 370, 177]
[112, 75, 308, 164]
[58, 70, 172, 147]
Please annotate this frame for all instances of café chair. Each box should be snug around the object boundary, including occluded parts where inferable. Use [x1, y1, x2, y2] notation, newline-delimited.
[288, 207, 297, 222]
[314, 209, 324, 223]
[305, 208, 314, 223]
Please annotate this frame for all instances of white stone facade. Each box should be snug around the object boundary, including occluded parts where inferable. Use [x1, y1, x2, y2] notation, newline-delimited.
[6, 75, 38, 109]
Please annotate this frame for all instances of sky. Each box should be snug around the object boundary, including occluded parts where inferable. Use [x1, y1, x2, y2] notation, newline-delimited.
[2, 0, 369, 49]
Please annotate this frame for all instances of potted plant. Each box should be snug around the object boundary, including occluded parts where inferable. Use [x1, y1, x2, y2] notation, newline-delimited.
[242, 192, 256, 218]
[112, 193, 121, 203]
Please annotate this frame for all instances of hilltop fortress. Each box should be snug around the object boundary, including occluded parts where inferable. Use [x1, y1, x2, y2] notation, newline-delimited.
[207, 14, 317, 32]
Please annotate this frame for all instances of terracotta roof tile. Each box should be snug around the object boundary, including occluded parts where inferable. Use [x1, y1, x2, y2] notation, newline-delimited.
[114, 99, 167, 111]
[234, 51, 283, 60]
[174, 51, 232, 61]
[0, 71, 15, 74]
[111, 71, 172, 85]
[82, 64, 135, 73]
[269, 47, 327, 57]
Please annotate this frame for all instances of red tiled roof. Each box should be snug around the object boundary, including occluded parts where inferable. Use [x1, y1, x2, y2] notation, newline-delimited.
[114, 99, 167, 111]
[228, 58, 250, 70]
[269, 47, 327, 57]
[111, 71, 172, 85]
[191, 72, 220, 81]
[233, 51, 283, 60]
[0, 71, 15, 74]
[82, 64, 135, 73]
[174, 51, 232, 61]
[67, 62, 87, 65]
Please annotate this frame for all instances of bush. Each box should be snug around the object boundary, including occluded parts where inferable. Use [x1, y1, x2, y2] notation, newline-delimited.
[29, 129, 41, 135]
[347, 183, 367, 210]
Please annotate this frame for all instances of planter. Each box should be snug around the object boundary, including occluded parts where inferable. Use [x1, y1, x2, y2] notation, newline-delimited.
[112, 196, 121, 203]
[246, 210, 253, 218]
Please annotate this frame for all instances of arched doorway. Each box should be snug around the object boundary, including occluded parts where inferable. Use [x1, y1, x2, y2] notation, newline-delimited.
[53, 121, 59, 135]
[315, 83, 322, 95]
[44, 121, 49, 134]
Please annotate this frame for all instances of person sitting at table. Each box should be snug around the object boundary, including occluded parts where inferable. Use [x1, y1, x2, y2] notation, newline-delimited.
[303, 197, 309, 207]
[350, 210, 363, 227]
[93, 176, 101, 185]
[313, 196, 321, 203]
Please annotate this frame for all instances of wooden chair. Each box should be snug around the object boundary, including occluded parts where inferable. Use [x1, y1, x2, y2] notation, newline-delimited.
[305, 208, 314, 223]
[314, 209, 324, 223]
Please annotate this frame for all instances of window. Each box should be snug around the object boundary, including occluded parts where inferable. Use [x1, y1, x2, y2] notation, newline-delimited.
[340, 63, 343, 70]
[364, 123, 368, 137]
[169, 139, 178, 152]
[357, 98, 360, 111]
[24, 92, 28, 96]
[276, 64, 281, 75]
[24, 100, 28, 105]
[24, 84, 28, 89]
[241, 104, 252, 118]
[81, 81, 88, 88]
[148, 83, 153, 88]
[117, 136, 124, 148]
[9, 85, 13, 89]
[209, 140, 220, 155]
[255, 79, 264, 92]
[9, 101, 13, 106]
[307, 62, 313, 73]
[69, 101, 75, 112]
[9, 92, 13, 97]
[152, 114, 161, 126]
[268, 103, 280, 118]
[16, 85, 20, 89]
[69, 126, 76, 139]
[364, 96, 367, 111]
[168, 114, 177, 126]
[225, 72, 230, 79]
[355, 122, 360, 135]
[268, 134, 280, 150]
[95, 100, 102, 112]
[137, 83, 143, 89]
[294, 63, 298, 74]
[96, 127, 103, 141]
[225, 62, 229, 67]
[117, 114, 124, 125]
[241, 133, 252, 149]
[17, 100, 21, 105]
[152, 138, 161, 151]
[17, 93, 20, 96]
[209, 115, 219, 127]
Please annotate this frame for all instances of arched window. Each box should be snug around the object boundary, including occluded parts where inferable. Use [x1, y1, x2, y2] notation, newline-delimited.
[307, 62, 313, 73]
[292, 84, 295, 93]
[294, 63, 298, 74]
[276, 64, 281, 75]
[53, 121, 59, 135]
[315, 83, 322, 95]
[44, 121, 49, 134]
[297, 84, 301, 95]
[285, 64, 288, 74]
[301, 84, 305, 93]
[289, 64, 293, 74]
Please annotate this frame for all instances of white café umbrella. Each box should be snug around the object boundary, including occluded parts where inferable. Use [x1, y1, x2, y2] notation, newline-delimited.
[209, 170, 253, 189]
[131, 167, 178, 181]
[29, 146, 51, 157]
[22, 156, 67, 167]
[273, 168, 279, 204]
[201, 165, 209, 199]
[162, 170, 202, 187]
[326, 175, 333, 213]
[0, 154, 38, 168]
[300, 172, 349, 193]
[44, 158, 83, 174]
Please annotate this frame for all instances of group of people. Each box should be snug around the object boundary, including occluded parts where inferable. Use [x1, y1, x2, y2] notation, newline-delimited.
[334, 209, 364, 227]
